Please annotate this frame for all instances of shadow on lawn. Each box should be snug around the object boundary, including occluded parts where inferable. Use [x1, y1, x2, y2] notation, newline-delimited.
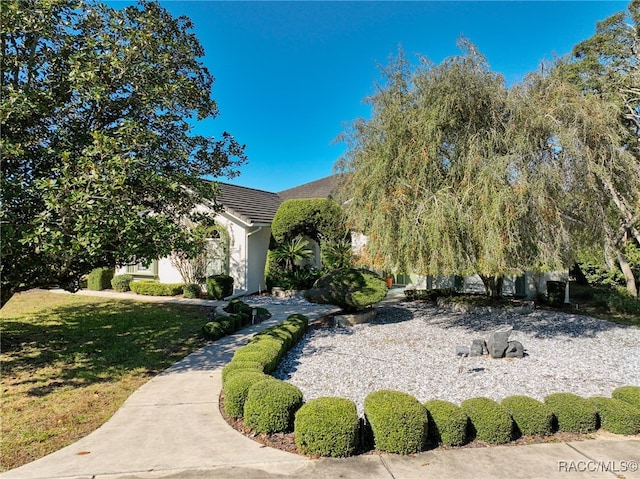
[1, 298, 214, 395]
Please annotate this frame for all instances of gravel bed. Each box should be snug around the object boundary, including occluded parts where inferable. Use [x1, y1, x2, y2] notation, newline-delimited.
[267, 300, 640, 417]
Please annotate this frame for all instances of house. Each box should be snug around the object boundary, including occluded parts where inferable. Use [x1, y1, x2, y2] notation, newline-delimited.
[118, 182, 282, 296]
[119, 174, 566, 300]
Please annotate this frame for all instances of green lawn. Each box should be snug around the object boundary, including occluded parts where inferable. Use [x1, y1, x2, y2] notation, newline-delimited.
[0, 290, 213, 472]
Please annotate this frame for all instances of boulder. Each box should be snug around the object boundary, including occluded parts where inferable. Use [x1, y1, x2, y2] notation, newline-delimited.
[487, 327, 512, 359]
[504, 340, 524, 358]
[470, 339, 487, 357]
[456, 346, 470, 357]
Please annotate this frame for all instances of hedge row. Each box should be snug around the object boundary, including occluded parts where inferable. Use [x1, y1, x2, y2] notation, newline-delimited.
[220, 312, 640, 457]
[202, 299, 272, 341]
[222, 314, 309, 429]
[130, 280, 184, 296]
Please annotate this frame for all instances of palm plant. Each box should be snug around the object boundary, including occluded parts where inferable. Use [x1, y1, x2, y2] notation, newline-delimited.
[271, 236, 313, 273]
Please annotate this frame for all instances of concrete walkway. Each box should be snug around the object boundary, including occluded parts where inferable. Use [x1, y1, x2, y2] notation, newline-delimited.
[2, 291, 639, 479]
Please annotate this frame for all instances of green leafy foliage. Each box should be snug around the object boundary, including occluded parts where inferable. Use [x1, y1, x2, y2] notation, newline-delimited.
[182, 283, 202, 299]
[304, 268, 387, 311]
[544, 393, 598, 433]
[461, 397, 513, 444]
[363, 390, 428, 454]
[201, 321, 224, 340]
[222, 371, 270, 418]
[271, 199, 347, 244]
[0, 0, 246, 306]
[221, 361, 265, 384]
[612, 385, 640, 410]
[501, 395, 554, 437]
[87, 267, 114, 291]
[587, 397, 640, 435]
[206, 275, 234, 300]
[294, 397, 360, 457]
[244, 379, 303, 434]
[424, 399, 469, 446]
[111, 274, 133, 292]
[129, 281, 184, 296]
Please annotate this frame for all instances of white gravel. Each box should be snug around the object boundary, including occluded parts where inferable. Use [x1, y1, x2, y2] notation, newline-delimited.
[265, 299, 640, 417]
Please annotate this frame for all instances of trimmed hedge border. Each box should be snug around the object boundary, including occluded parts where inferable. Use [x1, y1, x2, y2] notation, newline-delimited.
[294, 397, 360, 457]
[501, 395, 554, 437]
[219, 300, 639, 457]
[244, 378, 303, 434]
[201, 300, 272, 343]
[424, 399, 469, 446]
[461, 397, 513, 444]
[130, 280, 184, 296]
[587, 397, 640, 435]
[544, 392, 598, 434]
[364, 389, 428, 454]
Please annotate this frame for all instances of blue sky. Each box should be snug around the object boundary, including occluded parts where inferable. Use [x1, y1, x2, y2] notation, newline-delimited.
[110, 1, 628, 193]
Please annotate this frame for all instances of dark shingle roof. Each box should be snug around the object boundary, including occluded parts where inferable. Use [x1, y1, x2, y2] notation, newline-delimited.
[277, 175, 339, 201]
[216, 182, 282, 225]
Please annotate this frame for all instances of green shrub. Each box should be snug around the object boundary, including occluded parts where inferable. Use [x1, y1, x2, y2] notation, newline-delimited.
[202, 321, 224, 340]
[232, 344, 281, 373]
[612, 385, 640, 409]
[424, 399, 469, 446]
[254, 327, 294, 350]
[221, 361, 265, 385]
[255, 307, 272, 320]
[587, 397, 640, 435]
[87, 267, 114, 291]
[111, 274, 133, 292]
[222, 371, 270, 418]
[182, 283, 202, 299]
[305, 268, 387, 311]
[244, 379, 303, 434]
[129, 280, 184, 296]
[544, 393, 597, 433]
[217, 318, 238, 335]
[206, 274, 234, 300]
[294, 397, 360, 457]
[461, 397, 513, 444]
[223, 298, 244, 313]
[501, 396, 554, 437]
[364, 390, 428, 454]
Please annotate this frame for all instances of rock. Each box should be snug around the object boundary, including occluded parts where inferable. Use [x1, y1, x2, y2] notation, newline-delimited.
[456, 346, 470, 357]
[505, 340, 524, 358]
[470, 339, 487, 357]
[334, 308, 377, 327]
[487, 327, 512, 359]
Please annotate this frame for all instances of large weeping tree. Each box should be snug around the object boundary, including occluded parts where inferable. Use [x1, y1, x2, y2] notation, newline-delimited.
[1, 0, 247, 306]
[337, 38, 639, 297]
[553, 0, 640, 296]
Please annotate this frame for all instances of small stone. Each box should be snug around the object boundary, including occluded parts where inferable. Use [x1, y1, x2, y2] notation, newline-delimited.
[505, 340, 524, 358]
[470, 339, 487, 357]
[456, 346, 470, 357]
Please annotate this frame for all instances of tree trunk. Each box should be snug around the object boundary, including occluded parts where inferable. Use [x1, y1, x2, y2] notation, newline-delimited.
[616, 249, 638, 297]
[479, 275, 504, 297]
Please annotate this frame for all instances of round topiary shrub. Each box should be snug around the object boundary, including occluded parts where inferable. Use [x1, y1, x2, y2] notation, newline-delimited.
[294, 397, 360, 457]
[221, 360, 265, 385]
[587, 397, 640, 435]
[544, 393, 598, 433]
[223, 371, 270, 418]
[244, 379, 303, 434]
[202, 321, 224, 340]
[111, 274, 133, 292]
[364, 389, 428, 454]
[501, 395, 554, 437]
[424, 399, 469, 446]
[182, 283, 202, 299]
[612, 385, 640, 410]
[304, 268, 387, 312]
[217, 317, 238, 335]
[254, 328, 294, 350]
[460, 397, 513, 444]
[206, 274, 234, 300]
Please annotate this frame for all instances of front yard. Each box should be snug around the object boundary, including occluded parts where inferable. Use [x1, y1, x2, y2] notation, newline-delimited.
[0, 290, 213, 471]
